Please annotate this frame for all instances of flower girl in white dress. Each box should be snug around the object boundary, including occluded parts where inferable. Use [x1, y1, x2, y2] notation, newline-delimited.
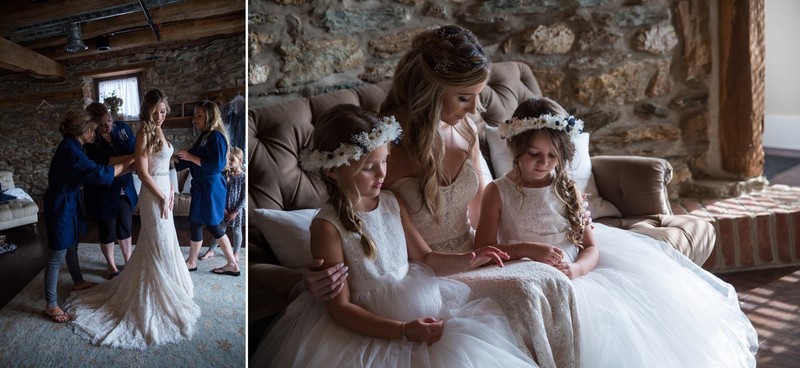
[475, 97, 758, 368]
[251, 104, 536, 367]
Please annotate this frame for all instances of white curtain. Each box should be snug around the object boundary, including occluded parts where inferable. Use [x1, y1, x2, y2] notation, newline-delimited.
[98, 76, 140, 121]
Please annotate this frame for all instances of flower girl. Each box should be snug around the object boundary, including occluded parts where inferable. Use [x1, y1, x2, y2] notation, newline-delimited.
[475, 96, 758, 368]
[250, 104, 536, 367]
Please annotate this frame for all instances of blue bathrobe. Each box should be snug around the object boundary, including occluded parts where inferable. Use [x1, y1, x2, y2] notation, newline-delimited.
[175, 130, 227, 225]
[84, 121, 137, 220]
[44, 135, 115, 250]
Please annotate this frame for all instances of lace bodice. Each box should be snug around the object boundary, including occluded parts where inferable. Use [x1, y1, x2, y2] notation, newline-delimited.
[148, 143, 173, 176]
[315, 191, 409, 292]
[495, 176, 579, 262]
[389, 159, 478, 253]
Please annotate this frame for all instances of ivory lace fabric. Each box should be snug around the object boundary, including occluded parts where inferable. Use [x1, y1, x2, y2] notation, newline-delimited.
[66, 144, 200, 349]
[390, 161, 579, 368]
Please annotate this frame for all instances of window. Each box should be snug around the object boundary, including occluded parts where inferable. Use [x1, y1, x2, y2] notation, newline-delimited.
[96, 74, 142, 121]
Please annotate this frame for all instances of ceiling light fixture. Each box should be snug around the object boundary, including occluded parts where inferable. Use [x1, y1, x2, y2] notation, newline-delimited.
[95, 35, 110, 51]
[65, 23, 88, 53]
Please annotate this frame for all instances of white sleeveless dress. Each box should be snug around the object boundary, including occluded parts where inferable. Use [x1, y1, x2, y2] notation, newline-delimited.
[250, 191, 536, 367]
[494, 176, 758, 368]
[65, 143, 201, 349]
[390, 160, 580, 368]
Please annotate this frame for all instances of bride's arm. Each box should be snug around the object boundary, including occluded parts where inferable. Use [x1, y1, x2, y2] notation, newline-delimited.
[135, 131, 168, 218]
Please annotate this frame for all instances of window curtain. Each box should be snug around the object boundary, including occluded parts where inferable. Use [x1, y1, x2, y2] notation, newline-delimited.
[98, 77, 140, 121]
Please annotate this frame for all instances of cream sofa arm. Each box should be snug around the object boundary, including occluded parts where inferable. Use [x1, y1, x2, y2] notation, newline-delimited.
[591, 156, 673, 217]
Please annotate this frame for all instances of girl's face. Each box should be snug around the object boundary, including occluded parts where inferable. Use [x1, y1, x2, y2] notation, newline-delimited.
[193, 106, 208, 131]
[152, 102, 168, 126]
[97, 113, 113, 134]
[517, 131, 559, 186]
[228, 154, 242, 170]
[332, 144, 389, 208]
[440, 81, 486, 126]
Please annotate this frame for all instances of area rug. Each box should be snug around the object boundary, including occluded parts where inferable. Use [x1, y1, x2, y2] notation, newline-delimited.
[0, 243, 246, 368]
[764, 154, 800, 179]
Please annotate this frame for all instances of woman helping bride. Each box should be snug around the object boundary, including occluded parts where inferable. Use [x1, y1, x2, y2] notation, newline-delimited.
[65, 89, 200, 349]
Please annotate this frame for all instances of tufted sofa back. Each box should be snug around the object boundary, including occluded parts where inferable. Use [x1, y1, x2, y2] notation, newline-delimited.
[247, 61, 541, 215]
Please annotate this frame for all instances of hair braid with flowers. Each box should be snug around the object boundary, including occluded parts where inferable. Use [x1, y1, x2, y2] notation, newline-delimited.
[506, 97, 585, 246]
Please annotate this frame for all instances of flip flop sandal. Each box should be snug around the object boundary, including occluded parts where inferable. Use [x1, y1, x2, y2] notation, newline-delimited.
[0, 242, 16, 255]
[43, 310, 71, 323]
[211, 268, 241, 277]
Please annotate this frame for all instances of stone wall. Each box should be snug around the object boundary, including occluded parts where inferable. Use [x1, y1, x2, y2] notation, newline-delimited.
[0, 34, 245, 198]
[249, 0, 713, 198]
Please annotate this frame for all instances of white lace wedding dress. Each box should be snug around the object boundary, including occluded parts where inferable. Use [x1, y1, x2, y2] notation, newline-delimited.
[65, 143, 201, 350]
[494, 176, 758, 368]
[389, 160, 580, 368]
[251, 191, 536, 367]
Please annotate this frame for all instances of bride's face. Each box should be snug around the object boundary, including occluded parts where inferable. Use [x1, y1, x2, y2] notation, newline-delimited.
[152, 102, 167, 126]
[440, 81, 486, 126]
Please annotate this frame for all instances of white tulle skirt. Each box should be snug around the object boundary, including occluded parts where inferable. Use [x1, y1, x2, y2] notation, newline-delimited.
[570, 224, 758, 368]
[251, 262, 536, 367]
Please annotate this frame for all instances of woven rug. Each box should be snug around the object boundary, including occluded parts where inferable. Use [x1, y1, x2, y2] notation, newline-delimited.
[0, 243, 246, 368]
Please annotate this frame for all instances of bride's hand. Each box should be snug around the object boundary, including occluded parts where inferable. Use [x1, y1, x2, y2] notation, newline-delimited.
[469, 246, 510, 268]
[160, 194, 170, 219]
[169, 191, 174, 211]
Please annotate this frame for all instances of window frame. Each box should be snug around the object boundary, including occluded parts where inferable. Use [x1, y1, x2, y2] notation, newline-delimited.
[93, 72, 144, 122]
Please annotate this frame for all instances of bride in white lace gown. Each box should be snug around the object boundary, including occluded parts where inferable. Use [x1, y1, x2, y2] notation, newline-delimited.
[66, 89, 200, 349]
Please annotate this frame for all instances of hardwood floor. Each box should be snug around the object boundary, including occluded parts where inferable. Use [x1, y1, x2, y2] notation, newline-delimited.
[2, 158, 800, 365]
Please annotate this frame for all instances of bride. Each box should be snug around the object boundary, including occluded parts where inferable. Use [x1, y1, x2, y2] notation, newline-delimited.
[65, 89, 201, 349]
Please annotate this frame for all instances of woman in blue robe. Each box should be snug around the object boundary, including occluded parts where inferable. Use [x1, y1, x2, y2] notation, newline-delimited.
[175, 101, 240, 276]
[43, 109, 134, 323]
[83, 102, 137, 279]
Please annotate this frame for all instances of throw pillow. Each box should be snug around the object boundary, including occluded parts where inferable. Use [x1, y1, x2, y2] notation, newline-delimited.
[253, 208, 319, 269]
[484, 127, 621, 219]
[182, 171, 192, 194]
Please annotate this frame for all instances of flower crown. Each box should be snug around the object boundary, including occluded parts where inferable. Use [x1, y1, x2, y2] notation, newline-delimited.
[299, 116, 403, 171]
[498, 114, 584, 140]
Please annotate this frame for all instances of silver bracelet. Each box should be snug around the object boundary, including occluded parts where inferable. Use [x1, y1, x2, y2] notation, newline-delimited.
[401, 321, 407, 342]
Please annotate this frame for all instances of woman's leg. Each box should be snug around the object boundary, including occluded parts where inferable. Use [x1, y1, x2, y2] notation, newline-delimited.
[200, 221, 227, 260]
[186, 222, 204, 270]
[98, 218, 118, 274]
[207, 224, 239, 274]
[117, 196, 133, 265]
[66, 244, 93, 291]
[44, 248, 67, 309]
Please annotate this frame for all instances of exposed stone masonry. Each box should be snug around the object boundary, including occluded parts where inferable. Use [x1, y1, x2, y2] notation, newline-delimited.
[249, 0, 715, 199]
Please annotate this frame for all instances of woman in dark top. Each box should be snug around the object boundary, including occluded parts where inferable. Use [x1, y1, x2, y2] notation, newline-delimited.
[43, 109, 133, 323]
[175, 101, 240, 276]
[84, 102, 137, 279]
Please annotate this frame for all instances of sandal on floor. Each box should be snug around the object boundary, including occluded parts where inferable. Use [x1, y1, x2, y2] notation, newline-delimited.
[211, 268, 240, 277]
[0, 242, 17, 255]
[43, 309, 71, 323]
[106, 271, 121, 280]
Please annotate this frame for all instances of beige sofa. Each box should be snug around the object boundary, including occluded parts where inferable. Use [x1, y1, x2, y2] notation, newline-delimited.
[0, 171, 39, 231]
[247, 61, 716, 342]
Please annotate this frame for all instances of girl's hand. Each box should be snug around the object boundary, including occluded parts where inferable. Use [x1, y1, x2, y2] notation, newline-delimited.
[303, 259, 348, 301]
[555, 262, 584, 279]
[470, 246, 510, 268]
[404, 317, 444, 345]
[524, 243, 563, 266]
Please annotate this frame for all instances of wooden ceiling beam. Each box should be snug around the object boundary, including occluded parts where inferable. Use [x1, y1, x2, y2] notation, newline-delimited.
[16, 0, 245, 50]
[36, 12, 244, 61]
[0, 37, 66, 81]
[0, 0, 131, 36]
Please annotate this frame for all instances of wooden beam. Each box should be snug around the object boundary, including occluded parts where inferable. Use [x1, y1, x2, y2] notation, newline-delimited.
[16, 0, 245, 50]
[0, 89, 81, 108]
[35, 13, 244, 61]
[0, 37, 66, 81]
[0, 0, 130, 36]
[718, 0, 765, 178]
[73, 62, 156, 78]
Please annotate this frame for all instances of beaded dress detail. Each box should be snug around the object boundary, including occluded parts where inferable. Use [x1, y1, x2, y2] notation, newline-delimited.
[390, 160, 580, 368]
[66, 143, 201, 349]
[250, 191, 536, 367]
[494, 176, 758, 368]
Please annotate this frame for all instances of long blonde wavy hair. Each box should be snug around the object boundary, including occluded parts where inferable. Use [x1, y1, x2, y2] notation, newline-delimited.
[138, 89, 171, 154]
[507, 97, 585, 246]
[312, 104, 383, 258]
[379, 24, 491, 219]
[195, 101, 230, 148]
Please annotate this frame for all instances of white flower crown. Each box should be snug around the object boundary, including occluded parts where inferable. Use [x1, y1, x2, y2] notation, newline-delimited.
[299, 116, 403, 171]
[498, 114, 584, 140]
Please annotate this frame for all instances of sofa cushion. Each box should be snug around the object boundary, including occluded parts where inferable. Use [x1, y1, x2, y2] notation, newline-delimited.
[253, 208, 318, 269]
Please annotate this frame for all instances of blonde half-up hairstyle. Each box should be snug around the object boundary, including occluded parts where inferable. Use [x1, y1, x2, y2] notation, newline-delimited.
[379, 24, 491, 219]
[312, 104, 385, 258]
[60, 109, 95, 137]
[138, 89, 171, 154]
[508, 97, 585, 246]
[196, 101, 230, 148]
